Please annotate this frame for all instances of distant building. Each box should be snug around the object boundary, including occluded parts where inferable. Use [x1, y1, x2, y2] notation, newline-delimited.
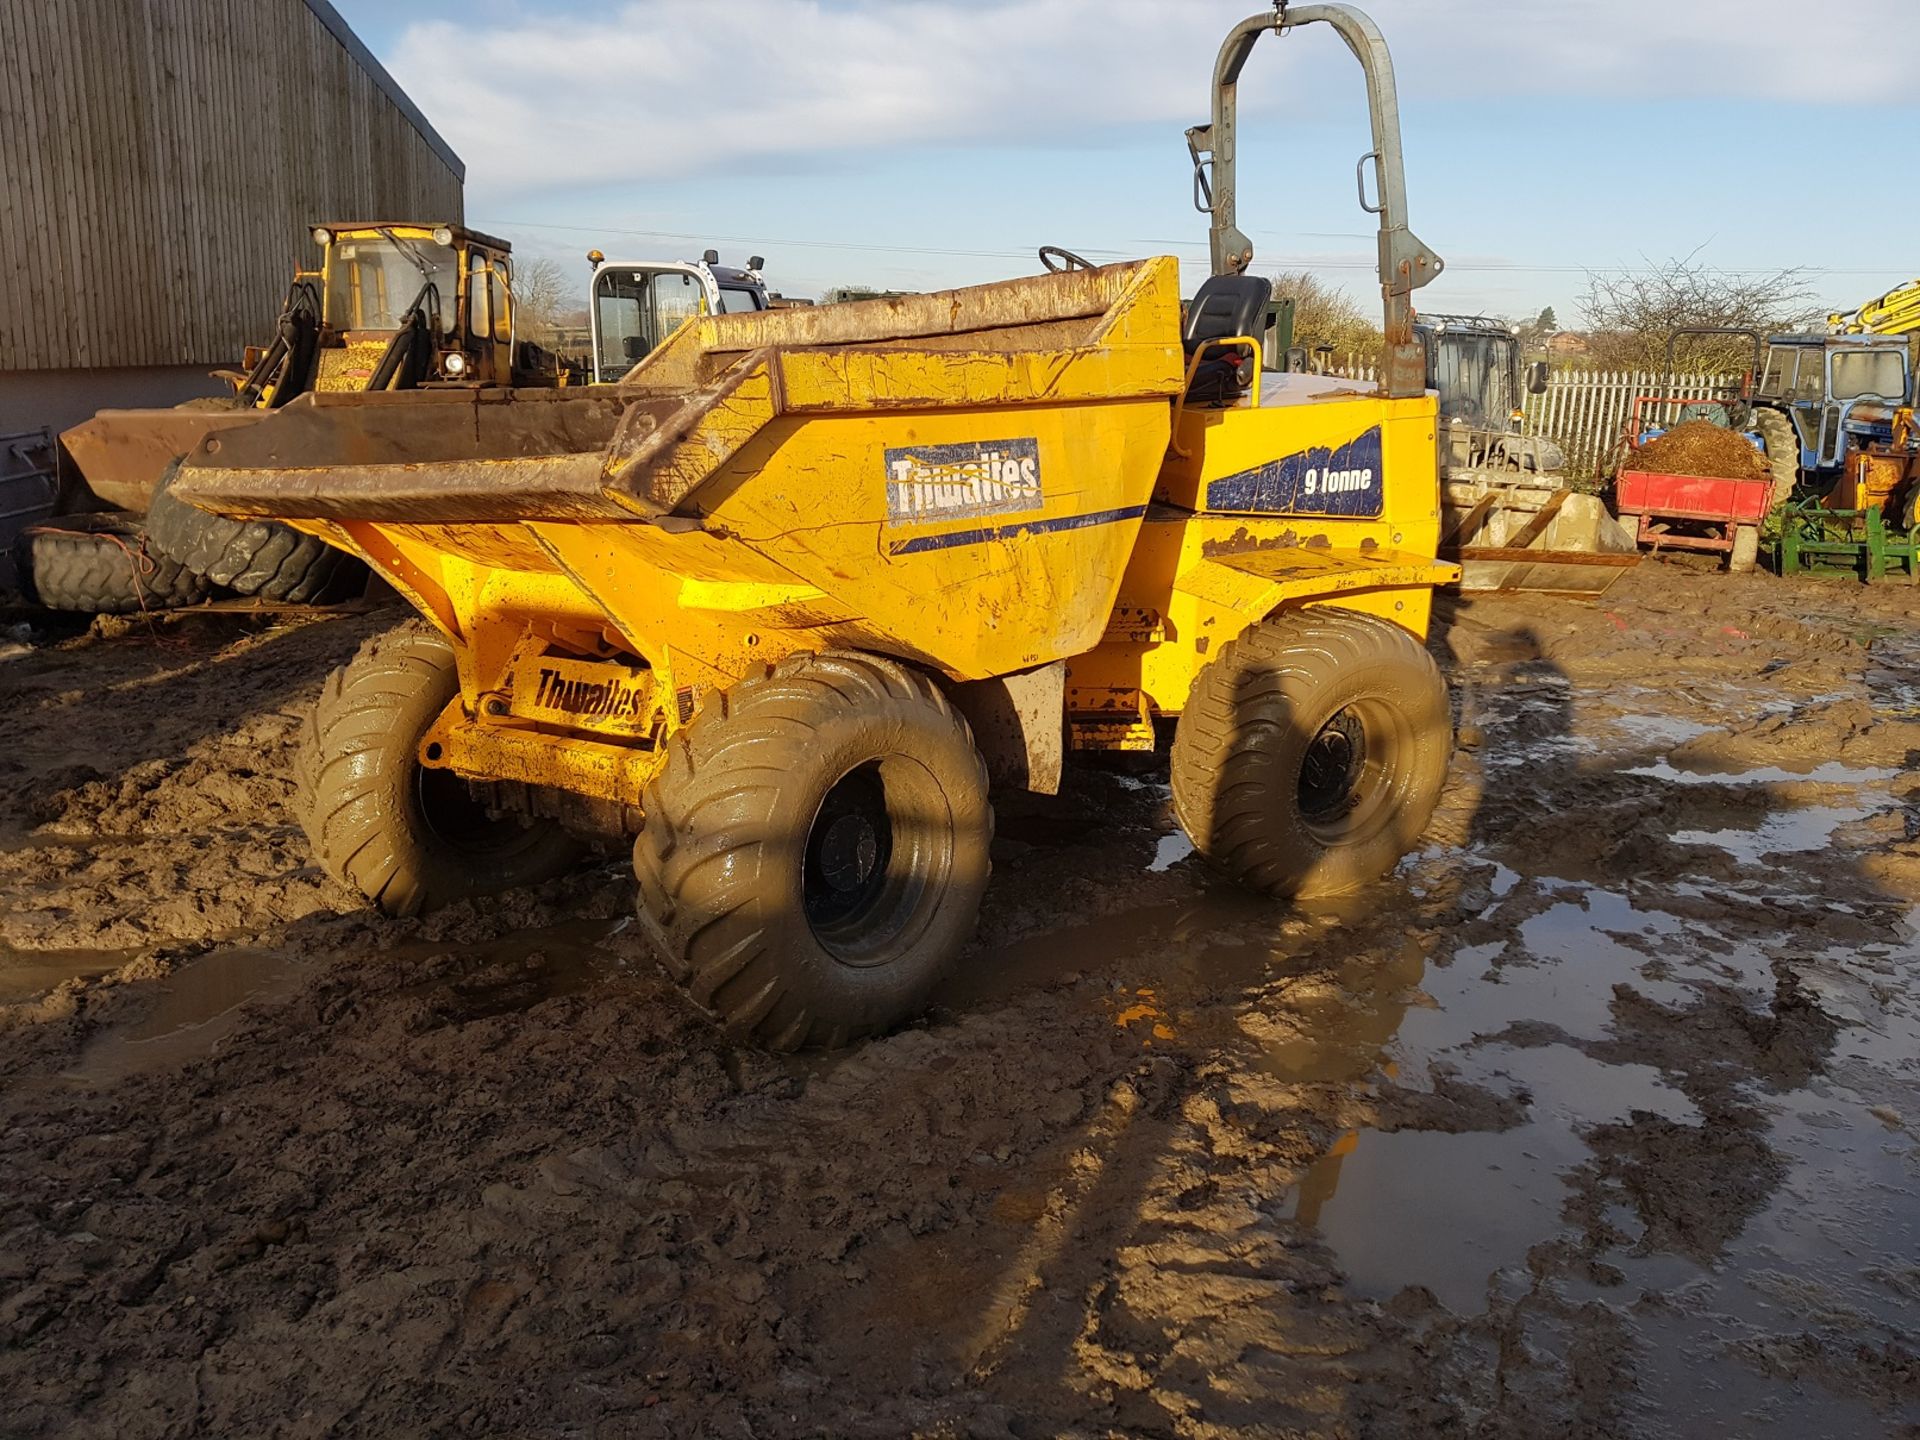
[0, 0, 464, 436]
[1545, 331, 1592, 358]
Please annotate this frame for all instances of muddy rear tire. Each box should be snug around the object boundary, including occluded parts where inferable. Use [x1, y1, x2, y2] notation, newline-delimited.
[632, 651, 992, 1051]
[146, 461, 360, 603]
[15, 513, 213, 614]
[298, 624, 586, 917]
[1751, 407, 1799, 510]
[1170, 607, 1451, 899]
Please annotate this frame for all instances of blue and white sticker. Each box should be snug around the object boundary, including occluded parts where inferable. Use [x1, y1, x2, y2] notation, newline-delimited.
[884, 438, 1042, 527]
[1205, 425, 1385, 517]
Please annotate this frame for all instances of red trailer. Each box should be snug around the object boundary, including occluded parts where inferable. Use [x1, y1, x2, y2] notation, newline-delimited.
[1613, 395, 1773, 573]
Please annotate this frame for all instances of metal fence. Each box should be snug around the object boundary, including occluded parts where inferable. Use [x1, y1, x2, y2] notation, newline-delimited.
[1325, 359, 1736, 481]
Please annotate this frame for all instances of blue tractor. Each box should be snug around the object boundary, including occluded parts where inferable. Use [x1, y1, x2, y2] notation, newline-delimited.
[1649, 326, 1910, 507]
[1747, 332, 1911, 507]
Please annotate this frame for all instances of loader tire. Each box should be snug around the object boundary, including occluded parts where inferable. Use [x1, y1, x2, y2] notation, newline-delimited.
[1170, 607, 1451, 899]
[298, 624, 586, 917]
[146, 461, 359, 603]
[1751, 408, 1800, 510]
[15, 513, 212, 614]
[632, 651, 992, 1051]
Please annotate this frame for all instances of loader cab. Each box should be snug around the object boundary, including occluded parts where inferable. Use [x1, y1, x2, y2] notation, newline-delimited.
[312, 223, 523, 391]
[1416, 315, 1562, 477]
[586, 251, 770, 383]
[1753, 333, 1910, 475]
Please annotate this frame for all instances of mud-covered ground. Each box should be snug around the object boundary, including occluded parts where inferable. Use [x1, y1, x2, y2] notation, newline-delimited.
[2, 565, 1917, 1439]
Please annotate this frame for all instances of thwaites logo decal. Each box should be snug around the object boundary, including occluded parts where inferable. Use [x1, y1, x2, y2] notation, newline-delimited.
[532, 666, 649, 721]
[1205, 425, 1385, 517]
[884, 438, 1042, 526]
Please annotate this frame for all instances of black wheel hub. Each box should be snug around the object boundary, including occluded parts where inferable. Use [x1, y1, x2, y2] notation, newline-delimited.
[415, 766, 529, 857]
[805, 766, 894, 930]
[1298, 708, 1367, 823]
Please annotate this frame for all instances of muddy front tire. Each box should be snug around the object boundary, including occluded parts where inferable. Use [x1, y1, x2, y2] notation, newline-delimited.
[297, 624, 585, 917]
[632, 652, 993, 1051]
[1170, 607, 1452, 899]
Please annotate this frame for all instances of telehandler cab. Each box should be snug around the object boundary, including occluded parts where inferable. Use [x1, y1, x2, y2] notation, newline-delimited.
[586, 249, 771, 384]
[172, 3, 1459, 1049]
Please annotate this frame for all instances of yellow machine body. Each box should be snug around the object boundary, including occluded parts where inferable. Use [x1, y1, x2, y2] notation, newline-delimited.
[173, 256, 1453, 813]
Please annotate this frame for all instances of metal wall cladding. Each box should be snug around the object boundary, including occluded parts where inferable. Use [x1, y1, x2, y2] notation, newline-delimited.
[0, 0, 463, 372]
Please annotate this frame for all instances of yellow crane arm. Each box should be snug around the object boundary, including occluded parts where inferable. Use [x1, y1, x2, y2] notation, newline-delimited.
[1830, 278, 1920, 335]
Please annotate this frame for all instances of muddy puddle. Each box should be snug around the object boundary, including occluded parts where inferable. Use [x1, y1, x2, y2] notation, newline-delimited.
[0, 943, 143, 1004]
[950, 661, 1919, 1433]
[1268, 705, 1917, 1432]
[53, 917, 637, 1086]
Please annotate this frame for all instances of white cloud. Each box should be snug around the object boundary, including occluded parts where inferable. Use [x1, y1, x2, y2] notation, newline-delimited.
[387, 0, 1911, 200]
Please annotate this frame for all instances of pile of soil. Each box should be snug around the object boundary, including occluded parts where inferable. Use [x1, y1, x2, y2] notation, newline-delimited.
[1627, 418, 1770, 481]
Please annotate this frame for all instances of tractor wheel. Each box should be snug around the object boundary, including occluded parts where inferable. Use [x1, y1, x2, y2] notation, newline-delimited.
[146, 461, 361, 603]
[297, 624, 586, 917]
[632, 651, 992, 1051]
[1729, 524, 1761, 574]
[1751, 408, 1800, 509]
[1170, 607, 1452, 899]
[15, 513, 213, 614]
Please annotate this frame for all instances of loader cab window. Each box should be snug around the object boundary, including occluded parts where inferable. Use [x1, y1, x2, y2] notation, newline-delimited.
[716, 285, 764, 314]
[492, 258, 513, 343]
[468, 252, 491, 342]
[1429, 333, 1515, 427]
[328, 235, 457, 334]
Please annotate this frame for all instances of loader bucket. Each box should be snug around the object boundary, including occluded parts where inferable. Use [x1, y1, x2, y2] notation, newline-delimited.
[61, 406, 263, 512]
[172, 258, 1189, 691]
[1442, 477, 1639, 596]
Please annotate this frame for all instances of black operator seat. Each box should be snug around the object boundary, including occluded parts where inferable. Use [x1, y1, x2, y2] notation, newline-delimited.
[1182, 273, 1272, 405]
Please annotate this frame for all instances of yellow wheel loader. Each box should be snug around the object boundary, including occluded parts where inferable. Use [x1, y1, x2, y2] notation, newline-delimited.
[62, 224, 552, 518]
[172, 3, 1458, 1049]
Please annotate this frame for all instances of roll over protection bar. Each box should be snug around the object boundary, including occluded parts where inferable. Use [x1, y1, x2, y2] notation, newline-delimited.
[1186, 3, 1442, 399]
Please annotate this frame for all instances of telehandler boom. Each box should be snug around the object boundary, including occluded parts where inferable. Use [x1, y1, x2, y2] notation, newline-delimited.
[172, 3, 1458, 1049]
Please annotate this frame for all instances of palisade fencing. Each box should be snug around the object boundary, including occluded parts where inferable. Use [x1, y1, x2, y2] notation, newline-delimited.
[1324, 358, 1736, 482]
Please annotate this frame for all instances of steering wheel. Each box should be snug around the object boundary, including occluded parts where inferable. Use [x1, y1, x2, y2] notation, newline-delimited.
[1038, 245, 1095, 274]
[1449, 396, 1485, 427]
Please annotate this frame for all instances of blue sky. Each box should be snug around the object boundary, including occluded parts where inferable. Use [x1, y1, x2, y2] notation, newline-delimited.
[329, 0, 1917, 324]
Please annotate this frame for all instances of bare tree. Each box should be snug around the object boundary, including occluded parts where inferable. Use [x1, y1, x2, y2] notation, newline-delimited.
[1269, 270, 1381, 365]
[1578, 253, 1821, 372]
[510, 256, 581, 345]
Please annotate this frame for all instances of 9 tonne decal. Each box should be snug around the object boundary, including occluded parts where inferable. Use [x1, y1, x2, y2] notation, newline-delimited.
[1205, 425, 1385, 518]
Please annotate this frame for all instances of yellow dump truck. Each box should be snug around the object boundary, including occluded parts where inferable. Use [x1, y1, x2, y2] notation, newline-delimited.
[174, 3, 1457, 1048]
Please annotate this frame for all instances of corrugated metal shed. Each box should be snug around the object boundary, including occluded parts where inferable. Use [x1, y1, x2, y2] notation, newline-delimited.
[0, 0, 464, 372]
